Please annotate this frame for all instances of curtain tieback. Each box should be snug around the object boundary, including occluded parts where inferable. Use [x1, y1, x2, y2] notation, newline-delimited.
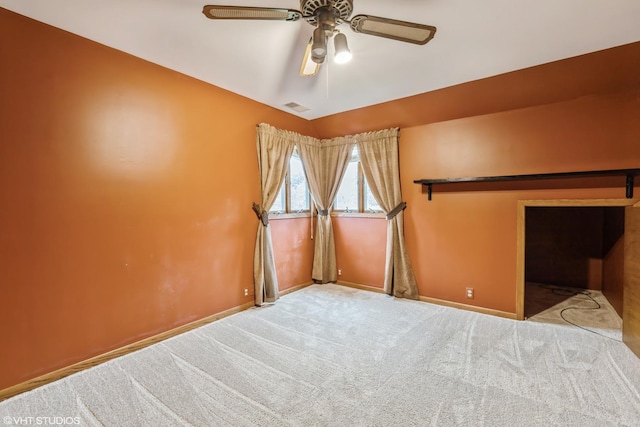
[317, 209, 329, 216]
[386, 202, 406, 220]
[252, 203, 269, 226]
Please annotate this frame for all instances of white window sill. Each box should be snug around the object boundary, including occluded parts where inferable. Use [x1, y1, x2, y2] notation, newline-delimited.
[332, 212, 385, 219]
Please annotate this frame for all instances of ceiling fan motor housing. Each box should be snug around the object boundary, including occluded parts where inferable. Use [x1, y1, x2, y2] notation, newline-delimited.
[301, 0, 353, 26]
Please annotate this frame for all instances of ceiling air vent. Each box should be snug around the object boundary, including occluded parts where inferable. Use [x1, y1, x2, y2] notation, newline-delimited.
[284, 102, 310, 113]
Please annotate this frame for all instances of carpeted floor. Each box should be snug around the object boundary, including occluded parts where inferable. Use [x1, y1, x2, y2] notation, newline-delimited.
[2, 284, 640, 426]
[525, 282, 623, 341]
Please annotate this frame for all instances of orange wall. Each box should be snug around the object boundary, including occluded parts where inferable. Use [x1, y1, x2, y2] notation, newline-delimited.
[328, 91, 639, 313]
[404, 91, 639, 313]
[0, 9, 313, 390]
[333, 217, 386, 287]
[270, 218, 314, 290]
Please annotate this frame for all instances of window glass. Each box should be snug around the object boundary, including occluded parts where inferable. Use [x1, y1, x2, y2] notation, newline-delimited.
[334, 161, 358, 211]
[268, 150, 310, 214]
[289, 155, 309, 212]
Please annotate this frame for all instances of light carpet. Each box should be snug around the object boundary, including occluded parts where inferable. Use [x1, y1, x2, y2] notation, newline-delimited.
[526, 283, 623, 342]
[2, 284, 640, 426]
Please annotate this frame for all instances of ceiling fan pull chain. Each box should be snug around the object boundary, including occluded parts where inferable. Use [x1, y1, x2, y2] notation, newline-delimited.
[326, 59, 330, 99]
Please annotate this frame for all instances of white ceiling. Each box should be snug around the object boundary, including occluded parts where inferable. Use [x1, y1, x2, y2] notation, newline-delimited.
[2, 0, 640, 119]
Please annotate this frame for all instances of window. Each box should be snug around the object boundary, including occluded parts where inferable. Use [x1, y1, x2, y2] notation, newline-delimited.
[270, 149, 310, 215]
[334, 147, 383, 214]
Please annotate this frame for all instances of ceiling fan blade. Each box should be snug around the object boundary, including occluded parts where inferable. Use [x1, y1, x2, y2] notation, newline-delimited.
[299, 37, 321, 77]
[202, 6, 302, 21]
[349, 15, 436, 45]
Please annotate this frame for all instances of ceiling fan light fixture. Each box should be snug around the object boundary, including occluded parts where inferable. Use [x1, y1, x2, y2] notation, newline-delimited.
[202, 1, 437, 77]
[311, 51, 326, 64]
[333, 32, 352, 64]
[311, 26, 327, 58]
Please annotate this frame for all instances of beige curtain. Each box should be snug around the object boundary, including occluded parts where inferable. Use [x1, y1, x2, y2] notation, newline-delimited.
[298, 136, 355, 283]
[356, 128, 419, 299]
[253, 123, 296, 305]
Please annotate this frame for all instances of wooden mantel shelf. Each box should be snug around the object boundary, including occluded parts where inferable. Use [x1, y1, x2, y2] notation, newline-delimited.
[414, 168, 640, 201]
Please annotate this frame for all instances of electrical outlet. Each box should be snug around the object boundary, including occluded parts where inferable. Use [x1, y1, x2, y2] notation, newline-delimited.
[244, 288, 249, 297]
[466, 287, 474, 299]
[338, 269, 342, 276]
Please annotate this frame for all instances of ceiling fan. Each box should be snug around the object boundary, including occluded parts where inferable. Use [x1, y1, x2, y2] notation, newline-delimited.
[202, 0, 437, 77]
